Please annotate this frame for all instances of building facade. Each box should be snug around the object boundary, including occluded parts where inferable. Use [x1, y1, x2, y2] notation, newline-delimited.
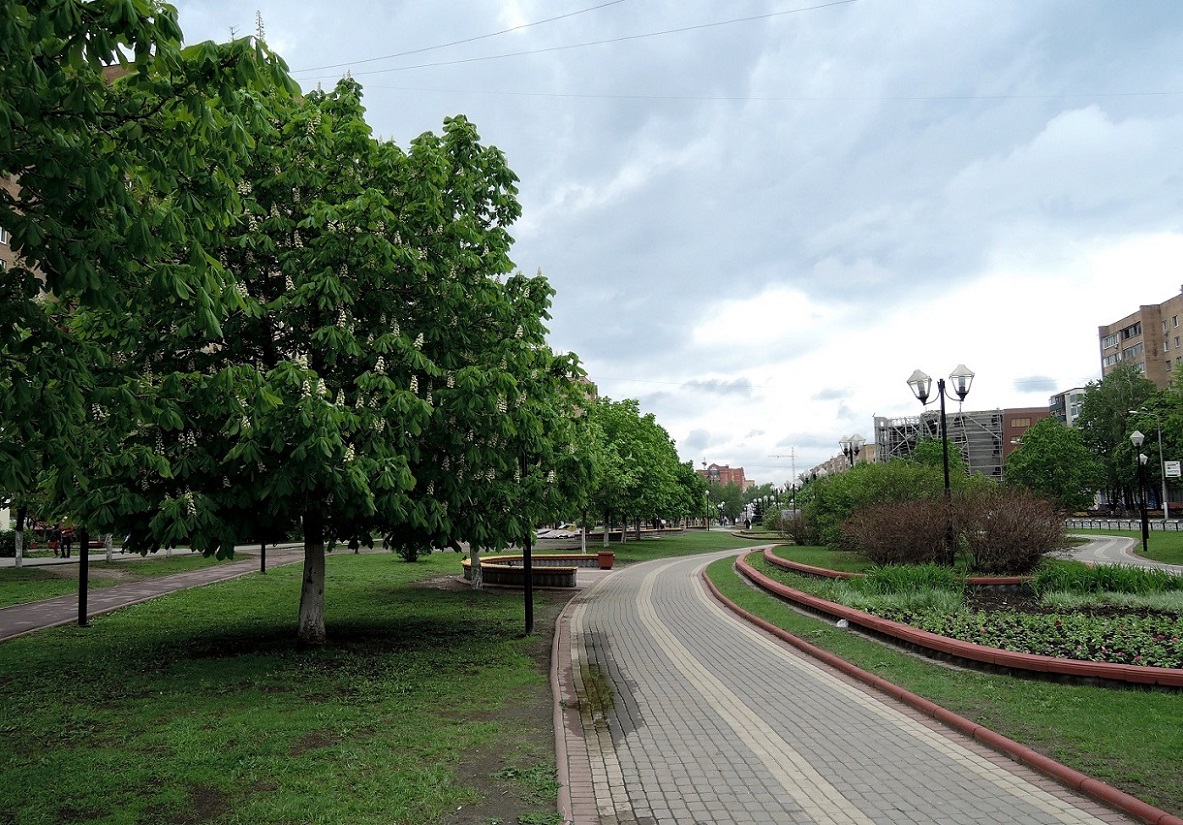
[1002, 407, 1051, 459]
[698, 463, 751, 490]
[1049, 387, 1088, 427]
[1099, 285, 1183, 389]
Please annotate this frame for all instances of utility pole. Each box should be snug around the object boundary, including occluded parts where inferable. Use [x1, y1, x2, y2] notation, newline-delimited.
[768, 449, 797, 506]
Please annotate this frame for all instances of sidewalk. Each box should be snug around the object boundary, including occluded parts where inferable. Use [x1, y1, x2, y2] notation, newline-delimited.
[0, 544, 304, 642]
[553, 550, 1145, 824]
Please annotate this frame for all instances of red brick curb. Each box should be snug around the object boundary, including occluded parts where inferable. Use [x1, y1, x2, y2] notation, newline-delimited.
[705, 560, 1183, 825]
[750, 549, 1183, 688]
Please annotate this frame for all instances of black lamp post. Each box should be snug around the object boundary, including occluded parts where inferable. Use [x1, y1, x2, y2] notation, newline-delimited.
[1131, 430, 1150, 555]
[907, 364, 974, 565]
[839, 433, 866, 468]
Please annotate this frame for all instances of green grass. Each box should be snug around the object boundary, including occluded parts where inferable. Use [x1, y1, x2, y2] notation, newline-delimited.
[1070, 528, 1183, 565]
[0, 552, 564, 825]
[0, 553, 231, 609]
[766, 543, 875, 573]
[707, 554, 1183, 816]
[595, 528, 768, 565]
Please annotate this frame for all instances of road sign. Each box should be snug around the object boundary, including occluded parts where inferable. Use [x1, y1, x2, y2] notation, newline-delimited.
[1166, 460, 1181, 479]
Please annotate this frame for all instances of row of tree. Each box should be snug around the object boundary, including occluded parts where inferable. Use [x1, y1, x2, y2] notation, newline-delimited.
[1, 3, 703, 644]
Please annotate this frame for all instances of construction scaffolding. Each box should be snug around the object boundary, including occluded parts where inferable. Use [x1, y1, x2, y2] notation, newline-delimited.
[874, 409, 1004, 479]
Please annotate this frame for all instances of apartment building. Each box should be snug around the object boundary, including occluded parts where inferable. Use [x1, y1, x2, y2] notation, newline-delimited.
[1099, 286, 1183, 389]
[1049, 387, 1088, 427]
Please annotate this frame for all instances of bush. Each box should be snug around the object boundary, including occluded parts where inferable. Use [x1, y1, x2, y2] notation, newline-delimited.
[838, 499, 948, 565]
[776, 510, 815, 546]
[0, 529, 35, 558]
[955, 486, 1064, 574]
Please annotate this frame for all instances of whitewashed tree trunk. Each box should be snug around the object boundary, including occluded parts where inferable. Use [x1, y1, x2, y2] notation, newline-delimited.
[104, 534, 113, 563]
[13, 529, 22, 569]
[580, 520, 587, 554]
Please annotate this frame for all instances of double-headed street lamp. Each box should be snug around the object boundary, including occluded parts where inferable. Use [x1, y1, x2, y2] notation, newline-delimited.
[907, 364, 974, 564]
[839, 434, 866, 467]
[1131, 430, 1150, 555]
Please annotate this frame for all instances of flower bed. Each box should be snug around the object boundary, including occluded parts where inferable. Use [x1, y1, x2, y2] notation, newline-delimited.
[741, 550, 1183, 686]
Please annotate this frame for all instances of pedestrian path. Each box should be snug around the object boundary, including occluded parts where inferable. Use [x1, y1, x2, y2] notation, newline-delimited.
[553, 550, 1141, 825]
[0, 544, 303, 642]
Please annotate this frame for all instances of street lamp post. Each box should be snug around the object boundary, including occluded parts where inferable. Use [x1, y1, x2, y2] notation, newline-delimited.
[839, 433, 866, 468]
[907, 365, 974, 565]
[1131, 430, 1150, 555]
[1129, 409, 1170, 521]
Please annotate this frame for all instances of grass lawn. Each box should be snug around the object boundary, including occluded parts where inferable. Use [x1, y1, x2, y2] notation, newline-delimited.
[1070, 528, 1183, 565]
[0, 551, 567, 825]
[707, 553, 1183, 817]
[0, 552, 232, 609]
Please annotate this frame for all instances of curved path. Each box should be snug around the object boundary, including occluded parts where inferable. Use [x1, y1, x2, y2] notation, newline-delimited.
[1067, 534, 1183, 573]
[553, 550, 1139, 825]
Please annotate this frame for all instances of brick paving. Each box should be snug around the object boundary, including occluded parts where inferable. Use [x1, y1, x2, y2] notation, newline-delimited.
[553, 550, 1141, 825]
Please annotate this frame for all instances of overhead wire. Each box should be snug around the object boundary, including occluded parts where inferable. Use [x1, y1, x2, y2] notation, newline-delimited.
[292, 0, 859, 81]
[295, 0, 628, 73]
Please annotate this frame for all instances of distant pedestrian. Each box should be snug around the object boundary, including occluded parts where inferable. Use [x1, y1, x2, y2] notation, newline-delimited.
[61, 527, 73, 558]
[52, 524, 62, 558]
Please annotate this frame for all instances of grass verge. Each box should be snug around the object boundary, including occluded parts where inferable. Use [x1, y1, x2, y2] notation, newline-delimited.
[707, 553, 1183, 817]
[0, 551, 566, 825]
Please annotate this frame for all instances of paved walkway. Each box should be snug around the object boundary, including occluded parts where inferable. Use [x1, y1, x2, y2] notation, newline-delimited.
[553, 549, 1145, 825]
[0, 544, 304, 642]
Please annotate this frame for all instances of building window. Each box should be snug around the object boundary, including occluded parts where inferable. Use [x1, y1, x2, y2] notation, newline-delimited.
[1164, 320, 1170, 334]
[1175, 315, 1179, 328]
[1104, 352, 1120, 367]
[1103, 333, 1120, 349]
[1121, 322, 1142, 340]
[1011, 418, 1031, 428]
[1122, 342, 1144, 360]
[0, 227, 9, 245]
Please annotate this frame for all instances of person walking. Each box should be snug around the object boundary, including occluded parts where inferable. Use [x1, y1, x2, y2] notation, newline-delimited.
[60, 526, 73, 559]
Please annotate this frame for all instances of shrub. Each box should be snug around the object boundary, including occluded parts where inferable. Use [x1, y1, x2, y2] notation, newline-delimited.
[955, 487, 1065, 574]
[775, 510, 815, 546]
[838, 499, 948, 565]
[0, 530, 35, 558]
[1033, 560, 1183, 596]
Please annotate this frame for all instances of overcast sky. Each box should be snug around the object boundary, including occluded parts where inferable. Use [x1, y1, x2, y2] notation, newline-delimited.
[175, 0, 1183, 486]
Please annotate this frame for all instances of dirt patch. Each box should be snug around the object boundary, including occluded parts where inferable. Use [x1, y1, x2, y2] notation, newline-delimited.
[441, 588, 575, 825]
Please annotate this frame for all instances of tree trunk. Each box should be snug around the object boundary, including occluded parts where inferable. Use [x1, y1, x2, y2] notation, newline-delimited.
[602, 510, 610, 548]
[634, 517, 641, 541]
[580, 513, 588, 554]
[297, 511, 327, 646]
[104, 534, 113, 563]
[14, 507, 25, 569]
[469, 547, 483, 590]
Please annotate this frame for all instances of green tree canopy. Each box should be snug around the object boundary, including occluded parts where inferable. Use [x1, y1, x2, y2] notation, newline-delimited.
[1076, 363, 1157, 508]
[1004, 418, 1102, 512]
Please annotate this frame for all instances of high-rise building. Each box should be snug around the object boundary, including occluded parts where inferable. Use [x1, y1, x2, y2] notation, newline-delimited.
[1099, 285, 1183, 389]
